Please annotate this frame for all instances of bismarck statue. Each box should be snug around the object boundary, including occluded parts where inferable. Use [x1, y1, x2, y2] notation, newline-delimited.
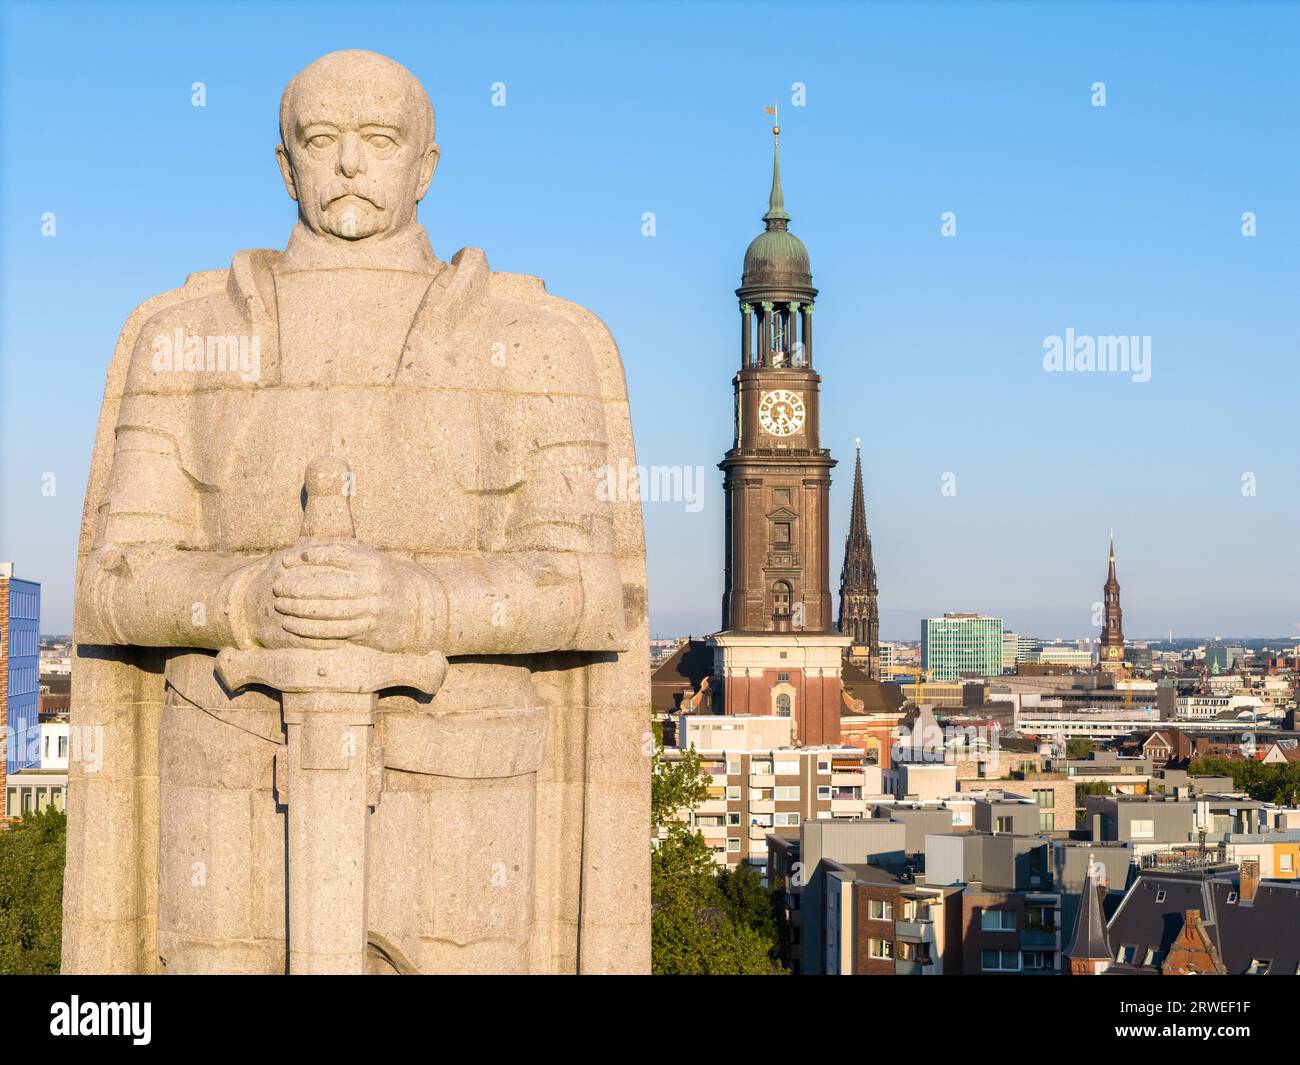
[63, 50, 650, 974]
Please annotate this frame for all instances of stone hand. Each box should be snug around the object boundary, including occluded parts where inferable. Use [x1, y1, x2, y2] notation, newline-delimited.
[245, 542, 429, 653]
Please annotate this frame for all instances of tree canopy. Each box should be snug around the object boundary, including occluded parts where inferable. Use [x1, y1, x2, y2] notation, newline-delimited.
[0, 807, 66, 974]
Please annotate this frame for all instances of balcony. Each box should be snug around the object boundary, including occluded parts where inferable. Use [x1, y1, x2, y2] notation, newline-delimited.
[695, 824, 727, 840]
[749, 824, 772, 841]
[697, 799, 728, 815]
[894, 959, 936, 976]
[830, 799, 865, 816]
[895, 919, 936, 944]
[751, 800, 775, 814]
[1021, 927, 1058, 948]
[750, 773, 775, 788]
[831, 772, 865, 787]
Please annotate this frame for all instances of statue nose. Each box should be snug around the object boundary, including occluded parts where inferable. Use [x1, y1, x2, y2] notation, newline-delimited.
[338, 132, 364, 177]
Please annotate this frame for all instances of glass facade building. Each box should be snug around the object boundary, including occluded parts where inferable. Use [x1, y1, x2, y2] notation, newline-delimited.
[922, 613, 1004, 682]
[3, 571, 41, 775]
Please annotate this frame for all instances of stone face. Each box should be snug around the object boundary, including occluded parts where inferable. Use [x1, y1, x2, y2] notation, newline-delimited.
[63, 50, 650, 974]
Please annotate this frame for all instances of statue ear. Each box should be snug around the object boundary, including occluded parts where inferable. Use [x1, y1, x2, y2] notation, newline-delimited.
[416, 143, 440, 201]
[275, 143, 299, 202]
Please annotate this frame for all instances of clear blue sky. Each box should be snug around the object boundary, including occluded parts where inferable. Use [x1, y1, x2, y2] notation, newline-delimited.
[3, 1, 1298, 641]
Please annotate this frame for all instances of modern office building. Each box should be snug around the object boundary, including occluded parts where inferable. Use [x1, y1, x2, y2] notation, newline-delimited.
[922, 613, 1003, 681]
[1, 563, 41, 778]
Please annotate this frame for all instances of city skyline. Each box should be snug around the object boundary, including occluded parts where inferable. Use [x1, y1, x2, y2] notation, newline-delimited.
[4, 3, 1299, 638]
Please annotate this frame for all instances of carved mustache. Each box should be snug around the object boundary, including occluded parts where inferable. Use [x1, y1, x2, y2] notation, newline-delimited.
[321, 187, 384, 211]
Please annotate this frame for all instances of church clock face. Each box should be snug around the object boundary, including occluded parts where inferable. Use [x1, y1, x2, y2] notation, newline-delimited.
[758, 389, 805, 436]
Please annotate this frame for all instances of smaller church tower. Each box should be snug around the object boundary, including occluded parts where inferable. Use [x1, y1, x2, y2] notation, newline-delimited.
[1099, 530, 1126, 674]
[838, 440, 880, 678]
[1064, 857, 1112, 975]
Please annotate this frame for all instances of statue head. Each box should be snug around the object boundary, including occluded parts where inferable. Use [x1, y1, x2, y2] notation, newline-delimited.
[276, 50, 439, 242]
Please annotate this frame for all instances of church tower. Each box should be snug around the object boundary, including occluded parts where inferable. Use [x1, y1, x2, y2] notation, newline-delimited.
[838, 440, 880, 677]
[1099, 531, 1126, 673]
[710, 113, 849, 746]
[719, 118, 834, 634]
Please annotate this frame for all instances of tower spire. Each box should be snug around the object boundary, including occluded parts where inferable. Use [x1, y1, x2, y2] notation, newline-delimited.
[1100, 530, 1125, 673]
[838, 438, 879, 677]
[762, 102, 790, 229]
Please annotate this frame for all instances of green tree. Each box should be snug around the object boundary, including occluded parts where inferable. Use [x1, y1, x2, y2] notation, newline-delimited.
[650, 721, 786, 975]
[0, 807, 66, 974]
[1066, 736, 1095, 760]
[1074, 779, 1113, 822]
[1190, 757, 1300, 805]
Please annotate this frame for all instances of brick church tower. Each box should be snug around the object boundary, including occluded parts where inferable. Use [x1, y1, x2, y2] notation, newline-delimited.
[710, 114, 849, 746]
[1099, 530, 1126, 674]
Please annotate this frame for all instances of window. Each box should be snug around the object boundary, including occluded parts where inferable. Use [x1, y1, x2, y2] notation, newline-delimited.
[726, 839, 741, 853]
[1246, 958, 1271, 975]
[1039, 811, 1055, 832]
[726, 759, 740, 775]
[773, 488, 791, 506]
[868, 899, 894, 921]
[773, 522, 791, 544]
[1226, 891, 1238, 904]
[868, 939, 894, 960]
[994, 816, 1013, 833]
[1281, 854, 1294, 873]
[1022, 951, 1052, 970]
[774, 812, 800, 827]
[775, 694, 792, 718]
[774, 786, 800, 802]
[726, 786, 741, 801]
[1034, 789, 1054, 807]
[1116, 944, 1137, 965]
[727, 813, 741, 826]
[981, 949, 1019, 972]
[980, 909, 1016, 931]
[817, 760, 830, 774]
[1130, 819, 1155, 840]
[817, 786, 831, 800]
[772, 581, 792, 617]
[774, 759, 799, 775]
[4, 788, 16, 818]
[58, 734, 68, 758]
[1143, 947, 1164, 967]
[776, 672, 790, 683]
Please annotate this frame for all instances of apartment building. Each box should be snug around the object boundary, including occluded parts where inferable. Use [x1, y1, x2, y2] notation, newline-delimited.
[673, 714, 884, 868]
[925, 832, 1062, 974]
[768, 818, 907, 974]
[822, 860, 963, 974]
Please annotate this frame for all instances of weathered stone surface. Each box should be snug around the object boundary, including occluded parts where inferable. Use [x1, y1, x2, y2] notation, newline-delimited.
[64, 50, 649, 974]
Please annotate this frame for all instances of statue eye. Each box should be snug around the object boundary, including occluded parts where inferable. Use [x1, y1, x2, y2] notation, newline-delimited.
[307, 134, 335, 149]
[366, 134, 395, 149]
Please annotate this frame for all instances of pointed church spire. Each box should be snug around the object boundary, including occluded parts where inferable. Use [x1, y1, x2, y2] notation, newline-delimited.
[762, 105, 790, 229]
[838, 437, 879, 677]
[1100, 530, 1125, 672]
[847, 440, 868, 545]
[1065, 857, 1113, 974]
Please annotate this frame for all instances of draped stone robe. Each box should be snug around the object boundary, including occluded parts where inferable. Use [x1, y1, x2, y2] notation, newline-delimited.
[63, 224, 650, 974]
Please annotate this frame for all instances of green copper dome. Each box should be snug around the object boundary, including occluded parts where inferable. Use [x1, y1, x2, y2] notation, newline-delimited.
[741, 141, 812, 289]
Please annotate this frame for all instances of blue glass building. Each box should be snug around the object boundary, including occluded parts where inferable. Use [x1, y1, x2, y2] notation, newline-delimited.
[3, 569, 41, 775]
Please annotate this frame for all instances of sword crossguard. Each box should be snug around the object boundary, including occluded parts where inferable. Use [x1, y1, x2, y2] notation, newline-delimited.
[216, 646, 448, 698]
